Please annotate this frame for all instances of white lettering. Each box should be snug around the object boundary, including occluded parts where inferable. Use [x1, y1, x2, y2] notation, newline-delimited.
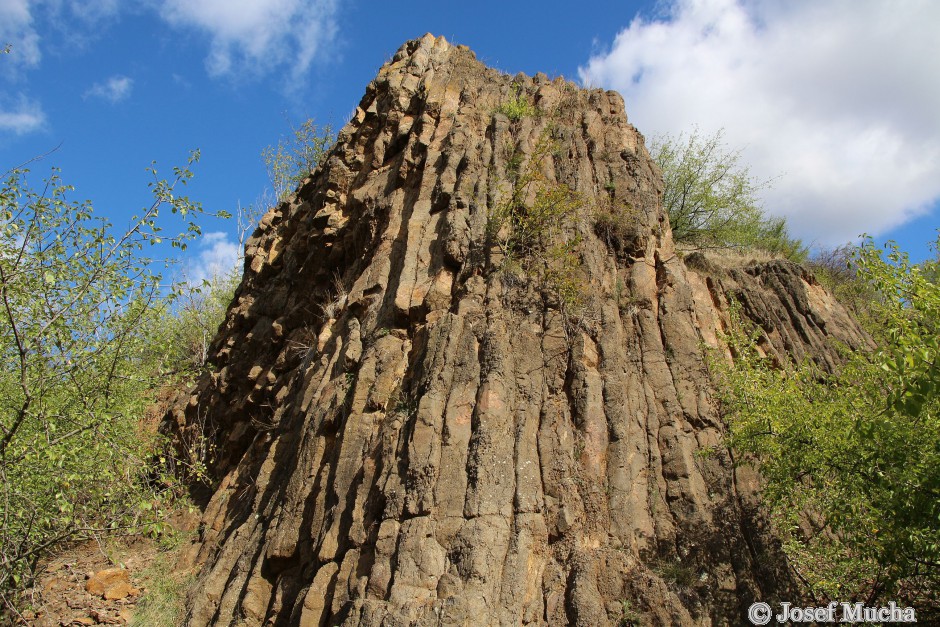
[841, 603, 863, 622]
[839, 601, 916, 623]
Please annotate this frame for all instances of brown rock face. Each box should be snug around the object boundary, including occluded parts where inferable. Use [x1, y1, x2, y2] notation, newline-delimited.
[167, 34, 869, 626]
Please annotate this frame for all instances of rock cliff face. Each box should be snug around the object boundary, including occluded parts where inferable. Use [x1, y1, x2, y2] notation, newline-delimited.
[167, 34, 870, 626]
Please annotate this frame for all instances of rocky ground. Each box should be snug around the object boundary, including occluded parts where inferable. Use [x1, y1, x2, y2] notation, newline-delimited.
[17, 539, 152, 626]
[14, 509, 197, 626]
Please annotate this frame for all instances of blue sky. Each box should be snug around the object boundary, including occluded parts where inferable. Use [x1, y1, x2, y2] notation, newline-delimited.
[2, 0, 938, 281]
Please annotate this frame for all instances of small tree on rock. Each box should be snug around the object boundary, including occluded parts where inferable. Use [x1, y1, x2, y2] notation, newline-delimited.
[651, 127, 805, 260]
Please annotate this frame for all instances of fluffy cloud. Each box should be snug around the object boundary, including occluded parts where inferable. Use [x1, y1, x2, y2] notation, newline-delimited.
[187, 231, 240, 285]
[0, 95, 44, 134]
[0, 0, 122, 73]
[84, 75, 133, 103]
[60, 0, 120, 23]
[159, 0, 337, 81]
[579, 0, 940, 245]
[1, 0, 337, 85]
[0, 0, 42, 70]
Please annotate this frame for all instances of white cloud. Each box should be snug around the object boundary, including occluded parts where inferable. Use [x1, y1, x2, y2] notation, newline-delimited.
[2, 0, 337, 87]
[61, 0, 120, 23]
[0, 0, 122, 74]
[0, 0, 42, 71]
[187, 231, 240, 285]
[579, 0, 940, 245]
[159, 0, 337, 81]
[84, 75, 133, 103]
[0, 94, 44, 134]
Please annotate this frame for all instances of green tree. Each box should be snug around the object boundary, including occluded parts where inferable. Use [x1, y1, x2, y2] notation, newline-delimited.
[165, 270, 240, 374]
[714, 236, 940, 614]
[651, 128, 805, 259]
[262, 118, 335, 201]
[0, 153, 224, 609]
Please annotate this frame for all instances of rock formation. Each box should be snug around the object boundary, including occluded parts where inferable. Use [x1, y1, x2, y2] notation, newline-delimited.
[166, 34, 870, 626]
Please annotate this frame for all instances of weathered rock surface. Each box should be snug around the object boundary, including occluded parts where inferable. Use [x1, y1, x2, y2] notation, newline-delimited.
[166, 34, 870, 626]
[85, 567, 139, 601]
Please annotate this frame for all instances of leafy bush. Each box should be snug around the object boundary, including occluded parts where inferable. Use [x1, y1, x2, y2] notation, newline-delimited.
[651, 128, 805, 260]
[262, 118, 335, 201]
[808, 243, 878, 318]
[0, 154, 222, 610]
[164, 269, 241, 374]
[495, 87, 537, 121]
[713, 237, 940, 615]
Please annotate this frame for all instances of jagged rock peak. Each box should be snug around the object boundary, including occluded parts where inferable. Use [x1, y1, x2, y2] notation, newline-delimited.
[166, 34, 869, 626]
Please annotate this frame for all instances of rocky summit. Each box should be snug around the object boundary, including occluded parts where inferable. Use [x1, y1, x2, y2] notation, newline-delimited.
[165, 34, 870, 626]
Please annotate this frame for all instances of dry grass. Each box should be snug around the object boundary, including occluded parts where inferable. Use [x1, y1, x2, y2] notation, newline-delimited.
[319, 270, 349, 320]
[678, 244, 786, 270]
[129, 549, 194, 627]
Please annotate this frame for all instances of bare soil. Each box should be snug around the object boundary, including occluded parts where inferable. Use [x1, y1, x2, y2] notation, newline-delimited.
[14, 504, 199, 626]
[15, 538, 156, 626]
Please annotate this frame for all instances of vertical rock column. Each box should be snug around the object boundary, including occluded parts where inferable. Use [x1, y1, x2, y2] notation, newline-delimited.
[165, 34, 869, 626]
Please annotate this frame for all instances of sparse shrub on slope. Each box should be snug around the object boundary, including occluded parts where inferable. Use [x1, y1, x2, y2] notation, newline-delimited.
[262, 118, 335, 201]
[488, 128, 584, 316]
[495, 85, 538, 121]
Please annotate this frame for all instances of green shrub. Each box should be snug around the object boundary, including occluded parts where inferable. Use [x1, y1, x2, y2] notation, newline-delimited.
[0, 155, 222, 612]
[618, 599, 642, 626]
[496, 87, 537, 121]
[262, 118, 335, 201]
[488, 130, 583, 313]
[165, 269, 241, 374]
[651, 127, 805, 260]
[712, 238, 940, 614]
[808, 243, 879, 318]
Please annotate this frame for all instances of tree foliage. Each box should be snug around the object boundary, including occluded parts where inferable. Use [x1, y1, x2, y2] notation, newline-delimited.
[0, 153, 223, 608]
[714, 237, 940, 614]
[262, 118, 335, 201]
[164, 269, 241, 375]
[809, 243, 880, 320]
[651, 128, 805, 260]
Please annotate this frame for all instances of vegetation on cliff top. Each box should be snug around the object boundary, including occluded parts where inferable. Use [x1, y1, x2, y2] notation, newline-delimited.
[651, 127, 806, 261]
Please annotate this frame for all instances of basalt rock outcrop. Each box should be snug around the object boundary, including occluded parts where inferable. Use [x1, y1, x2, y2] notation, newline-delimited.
[166, 34, 870, 626]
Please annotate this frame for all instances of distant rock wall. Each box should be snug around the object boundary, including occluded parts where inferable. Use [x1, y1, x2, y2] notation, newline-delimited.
[165, 34, 870, 626]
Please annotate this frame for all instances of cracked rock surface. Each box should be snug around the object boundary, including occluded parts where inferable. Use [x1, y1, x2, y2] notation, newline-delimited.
[165, 34, 870, 626]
